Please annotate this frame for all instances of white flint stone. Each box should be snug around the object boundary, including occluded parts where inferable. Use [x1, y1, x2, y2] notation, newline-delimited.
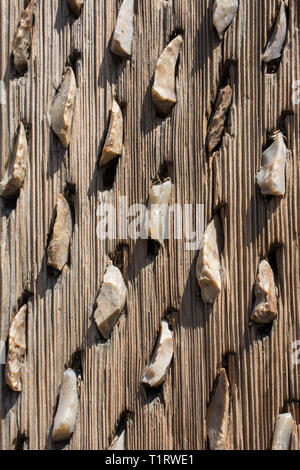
[145, 180, 172, 245]
[5, 305, 27, 392]
[251, 260, 277, 324]
[263, 1, 287, 62]
[272, 413, 293, 450]
[52, 369, 79, 442]
[111, 0, 134, 58]
[152, 35, 183, 116]
[100, 100, 123, 167]
[13, 0, 35, 74]
[47, 194, 72, 272]
[142, 320, 174, 388]
[213, 0, 239, 40]
[0, 122, 28, 200]
[256, 131, 286, 197]
[207, 368, 230, 450]
[51, 67, 77, 148]
[109, 429, 126, 450]
[94, 264, 127, 339]
[196, 217, 222, 304]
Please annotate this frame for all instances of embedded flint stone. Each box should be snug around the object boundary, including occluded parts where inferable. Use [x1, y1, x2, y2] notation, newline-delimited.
[263, 1, 287, 63]
[13, 0, 35, 74]
[109, 430, 126, 450]
[196, 216, 222, 304]
[52, 369, 79, 442]
[111, 0, 134, 58]
[5, 305, 27, 392]
[47, 194, 72, 272]
[67, 0, 84, 17]
[142, 320, 173, 388]
[272, 413, 293, 450]
[145, 180, 172, 245]
[207, 85, 233, 154]
[213, 0, 239, 40]
[256, 131, 287, 197]
[100, 100, 123, 167]
[207, 368, 230, 450]
[94, 264, 127, 339]
[152, 35, 183, 117]
[251, 260, 277, 324]
[0, 123, 28, 200]
[51, 67, 77, 148]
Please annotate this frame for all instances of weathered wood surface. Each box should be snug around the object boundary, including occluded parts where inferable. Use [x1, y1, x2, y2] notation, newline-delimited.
[0, 0, 300, 450]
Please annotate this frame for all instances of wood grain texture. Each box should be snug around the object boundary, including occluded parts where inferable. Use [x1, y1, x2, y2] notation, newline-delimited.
[0, 0, 300, 450]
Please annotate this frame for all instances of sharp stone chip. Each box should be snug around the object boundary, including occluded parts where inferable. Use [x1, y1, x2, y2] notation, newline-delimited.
[272, 413, 293, 450]
[109, 429, 126, 450]
[142, 320, 174, 388]
[213, 0, 239, 40]
[145, 180, 172, 245]
[207, 85, 232, 154]
[94, 264, 128, 339]
[152, 35, 183, 117]
[263, 1, 288, 63]
[47, 194, 72, 272]
[5, 305, 27, 392]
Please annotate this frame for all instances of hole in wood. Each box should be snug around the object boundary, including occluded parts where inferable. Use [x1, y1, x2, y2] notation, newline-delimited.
[147, 239, 160, 257]
[16, 289, 32, 311]
[164, 307, 179, 329]
[156, 160, 174, 182]
[109, 243, 129, 277]
[263, 3, 289, 75]
[277, 110, 294, 142]
[101, 158, 119, 190]
[67, 51, 82, 81]
[67, 349, 83, 381]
